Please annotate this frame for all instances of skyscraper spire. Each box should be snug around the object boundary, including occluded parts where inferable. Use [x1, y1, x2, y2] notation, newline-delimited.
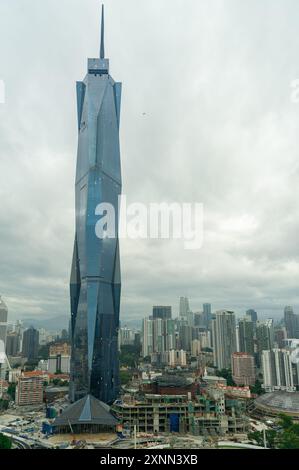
[100, 4, 105, 59]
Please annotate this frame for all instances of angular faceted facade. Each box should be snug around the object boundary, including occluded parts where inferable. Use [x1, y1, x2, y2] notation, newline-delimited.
[70, 8, 121, 404]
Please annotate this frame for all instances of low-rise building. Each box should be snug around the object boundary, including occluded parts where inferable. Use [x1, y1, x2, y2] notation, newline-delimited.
[215, 383, 252, 399]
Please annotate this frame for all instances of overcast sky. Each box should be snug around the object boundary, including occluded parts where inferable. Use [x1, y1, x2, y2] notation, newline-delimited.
[0, 0, 299, 325]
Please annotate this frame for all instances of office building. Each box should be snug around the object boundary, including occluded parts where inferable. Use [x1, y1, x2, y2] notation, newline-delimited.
[142, 318, 153, 357]
[142, 317, 176, 358]
[5, 332, 20, 357]
[69, 6, 122, 403]
[192, 339, 201, 356]
[231, 352, 255, 386]
[0, 296, 8, 348]
[152, 306, 172, 320]
[284, 306, 299, 339]
[246, 309, 258, 324]
[179, 297, 190, 320]
[238, 318, 255, 356]
[203, 303, 212, 328]
[0, 339, 10, 380]
[212, 310, 237, 370]
[198, 330, 211, 349]
[61, 329, 69, 341]
[256, 319, 274, 365]
[22, 327, 39, 361]
[179, 324, 193, 352]
[274, 327, 287, 349]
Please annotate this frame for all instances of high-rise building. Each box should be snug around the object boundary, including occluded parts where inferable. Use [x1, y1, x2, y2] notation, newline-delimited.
[274, 327, 287, 349]
[61, 329, 69, 341]
[191, 339, 201, 356]
[142, 317, 176, 358]
[194, 312, 204, 328]
[168, 350, 187, 367]
[6, 332, 20, 357]
[284, 306, 299, 339]
[69, 7, 122, 404]
[212, 310, 237, 370]
[246, 309, 258, 324]
[152, 306, 172, 320]
[48, 354, 70, 374]
[0, 296, 8, 348]
[119, 327, 135, 347]
[0, 339, 10, 380]
[198, 330, 211, 350]
[179, 325, 193, 352]
[231, 352, 255, 386]
[256, 319, 274, 366]
[203, 303, 212, 328]
[262, 349, 295, 392]
[238, 318, 255, 356]
[142, 318, 154, 357]
[22, 327, 39, 361]
[179, 297, 190, 319]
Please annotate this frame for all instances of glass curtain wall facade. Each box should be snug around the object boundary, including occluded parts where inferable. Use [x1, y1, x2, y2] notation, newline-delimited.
[70, 6, 122, 404]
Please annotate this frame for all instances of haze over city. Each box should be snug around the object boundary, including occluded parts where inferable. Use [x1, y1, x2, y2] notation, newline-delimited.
[1, 0, 299, 324]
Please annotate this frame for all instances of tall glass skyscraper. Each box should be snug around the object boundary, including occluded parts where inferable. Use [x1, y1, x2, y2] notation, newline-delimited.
[70, 6, 122, 404]
[0, 296, 8, 348]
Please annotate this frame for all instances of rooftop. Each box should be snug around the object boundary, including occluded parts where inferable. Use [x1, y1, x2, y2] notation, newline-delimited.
[255, 391, 299, 415]
[53, 394, 118, 427]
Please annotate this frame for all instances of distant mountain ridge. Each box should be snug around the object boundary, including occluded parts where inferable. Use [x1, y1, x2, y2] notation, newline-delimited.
[22, 315, 69, 332]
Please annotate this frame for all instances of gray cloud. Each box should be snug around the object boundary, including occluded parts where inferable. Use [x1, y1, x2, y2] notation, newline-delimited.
[0, 0, 299, 326]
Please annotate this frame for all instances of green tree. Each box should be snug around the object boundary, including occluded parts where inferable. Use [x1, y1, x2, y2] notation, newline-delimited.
[119, 345, 141, 368]
[250, 380, 264, 396]
[38, 344, 50, 360]
[249, 414, 299, 449]
[215, 368, 235, 386]
[278, 413, 293, 430]
[142, 356, 151, 363]
[120, 370, 132, 385]
[0, 399, 9, 411]
[0, 433, 12, 449]
[248, 431, 264, 446]
[278, 431, 299, 449]
[7, 383, 16, 400]
[248, 430, 277, 448]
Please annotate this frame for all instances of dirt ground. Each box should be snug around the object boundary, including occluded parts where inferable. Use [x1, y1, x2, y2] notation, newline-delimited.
[48, 433, 116, 444]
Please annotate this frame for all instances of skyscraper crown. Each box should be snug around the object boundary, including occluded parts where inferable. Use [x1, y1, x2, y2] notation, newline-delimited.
[88, 4, 109, 75]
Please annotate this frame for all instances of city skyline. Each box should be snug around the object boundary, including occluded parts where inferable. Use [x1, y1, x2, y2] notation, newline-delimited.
[1, 0, 299, 323]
